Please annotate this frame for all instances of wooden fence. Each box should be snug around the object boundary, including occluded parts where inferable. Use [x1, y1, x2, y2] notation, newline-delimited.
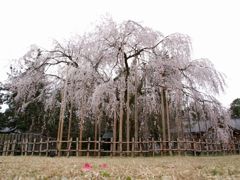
[1, 134, 240, 157]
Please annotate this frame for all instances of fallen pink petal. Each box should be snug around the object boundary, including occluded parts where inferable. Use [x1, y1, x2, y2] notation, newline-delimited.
[82, 163, 92, 171]
[100, 163, 108, 169]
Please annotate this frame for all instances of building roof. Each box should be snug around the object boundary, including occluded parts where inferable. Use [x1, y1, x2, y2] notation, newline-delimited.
[228, 119, 240, 130]
[189, 119, 240, 133]
[102, 131, 113, 139]
[0, 127, 17, 133]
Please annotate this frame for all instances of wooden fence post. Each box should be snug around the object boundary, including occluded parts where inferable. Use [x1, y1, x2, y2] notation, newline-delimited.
[206, 139, 209, 156]
[31, 138, 36, 156]
[98, 137, 101, 158]
[11, 139, 16, 156]
[87, 137, 90, 157]
[20, 139, 24, 156]
[39, 138, 43, 156]
[193, 139, 196, 156]
[3, 141, 7, 156]
[152, 137, 155, 157]
[131, 137, 135, 157]
[24, 138, 28, 156]
[238, 140, 240, 154]
[76, 137, 79, 157]
[184, 138, 187, 156]
[67, 137, 72, 157]
[110, 138, 113, 157]
[177, 138, 180, 156]
[169, 140, 172, 156]
[6, 140, 11, 156]
[139, 138, 142, 157]
[46, 138, 49, 157]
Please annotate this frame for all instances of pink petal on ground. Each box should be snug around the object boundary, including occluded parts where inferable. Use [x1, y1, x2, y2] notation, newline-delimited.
[100, 163, 108, 169]
[82, 163, 93, 171]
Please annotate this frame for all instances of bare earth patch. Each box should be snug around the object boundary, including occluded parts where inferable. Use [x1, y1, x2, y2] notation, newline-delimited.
[0, 155, 240, 179]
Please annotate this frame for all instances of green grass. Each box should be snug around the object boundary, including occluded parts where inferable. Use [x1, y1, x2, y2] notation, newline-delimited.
[0, 155, 240, 179]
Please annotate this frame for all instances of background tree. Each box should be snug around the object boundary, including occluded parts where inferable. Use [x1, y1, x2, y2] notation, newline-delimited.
[230, 98, 240, 118]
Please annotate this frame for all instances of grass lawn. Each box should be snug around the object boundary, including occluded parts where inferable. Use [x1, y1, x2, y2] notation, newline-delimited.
[0, 155, 240, 179]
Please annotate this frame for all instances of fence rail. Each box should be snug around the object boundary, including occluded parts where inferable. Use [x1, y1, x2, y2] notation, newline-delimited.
[0, 134, 240, 157]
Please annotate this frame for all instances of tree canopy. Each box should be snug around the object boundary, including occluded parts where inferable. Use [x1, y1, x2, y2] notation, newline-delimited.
[0, 17, 231, 144]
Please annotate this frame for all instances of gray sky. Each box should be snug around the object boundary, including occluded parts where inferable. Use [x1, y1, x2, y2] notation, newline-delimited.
[0, 0, 239, 107]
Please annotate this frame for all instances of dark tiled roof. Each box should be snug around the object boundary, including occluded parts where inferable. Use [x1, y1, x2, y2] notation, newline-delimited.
[190, 119, 240, 132]
[228, 119, 240, 130]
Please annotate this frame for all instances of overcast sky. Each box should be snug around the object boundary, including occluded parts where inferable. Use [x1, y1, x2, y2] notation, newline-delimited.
[0, 0, 239, 107]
